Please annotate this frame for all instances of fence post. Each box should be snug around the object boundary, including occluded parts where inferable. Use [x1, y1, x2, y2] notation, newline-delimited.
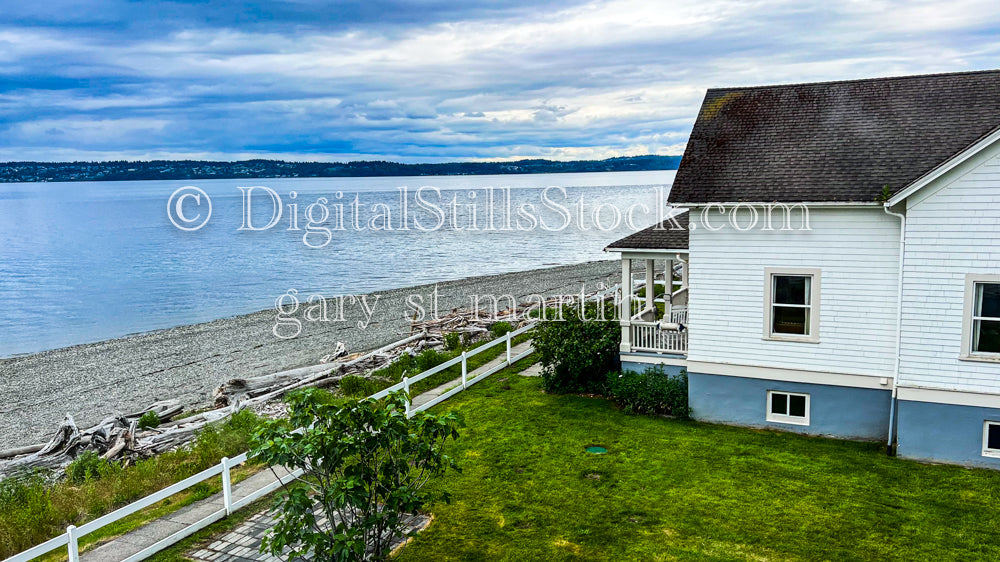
[505, 331, 512, 365]
[221, 457, 233, 516]
[67, 525, 79, 562]
[461, 352, 468, 390]
[403, 376, 411, 417]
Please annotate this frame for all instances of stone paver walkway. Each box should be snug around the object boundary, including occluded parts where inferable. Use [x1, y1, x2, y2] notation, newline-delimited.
[520, 362, 543, 377]
[187, 509, 430, 561]
[79, 344, 536, 561]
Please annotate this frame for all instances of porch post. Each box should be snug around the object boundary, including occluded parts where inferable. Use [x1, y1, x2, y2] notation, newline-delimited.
[645, 259, 655, 313]
[665, 258, 674, 321]
[620, 258, 632, 352]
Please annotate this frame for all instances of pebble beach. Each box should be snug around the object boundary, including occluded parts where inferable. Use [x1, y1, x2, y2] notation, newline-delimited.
[0, 260, 620, 449]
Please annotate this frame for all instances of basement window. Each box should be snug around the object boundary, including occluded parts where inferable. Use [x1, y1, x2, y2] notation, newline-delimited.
[984, 422, 1000, 458]
[767, 391, 810, 426]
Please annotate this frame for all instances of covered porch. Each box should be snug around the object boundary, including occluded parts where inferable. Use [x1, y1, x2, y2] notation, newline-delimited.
[619, 253, 688, 356]
[604, 210, 691, 358]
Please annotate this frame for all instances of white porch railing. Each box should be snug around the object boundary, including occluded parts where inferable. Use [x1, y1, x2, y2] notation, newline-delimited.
[629, 322, 687, 355]
[670, 305, 688, 325]
[3, 324, 535, 562]
[628, 306, 687, 355]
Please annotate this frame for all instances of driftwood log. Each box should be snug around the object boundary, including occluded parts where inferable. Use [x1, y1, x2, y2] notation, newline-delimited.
[0, 332, 427, 479]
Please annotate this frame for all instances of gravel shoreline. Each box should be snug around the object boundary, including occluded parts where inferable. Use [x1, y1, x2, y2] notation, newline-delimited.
[0, 260, 620, 449]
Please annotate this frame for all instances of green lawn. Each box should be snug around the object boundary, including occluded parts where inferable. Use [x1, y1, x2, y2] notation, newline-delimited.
[396, 368, 1000, 561]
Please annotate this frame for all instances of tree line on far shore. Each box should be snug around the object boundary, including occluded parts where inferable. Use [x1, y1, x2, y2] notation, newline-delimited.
[0, 155, 681, 183]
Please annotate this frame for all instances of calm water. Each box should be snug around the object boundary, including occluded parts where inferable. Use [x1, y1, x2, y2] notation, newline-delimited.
[0, 171, 675, 356]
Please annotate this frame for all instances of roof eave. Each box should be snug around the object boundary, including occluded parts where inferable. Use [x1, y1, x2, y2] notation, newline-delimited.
[604, 247, 689, 254]
[674, 201, 883, 207]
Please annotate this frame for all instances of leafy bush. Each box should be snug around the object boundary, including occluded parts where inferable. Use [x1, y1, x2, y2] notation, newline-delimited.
[137, 411, 160, 430]
[188, 409, 262, 468]
[606, 367, 689, 418]
[490, 321, 513, 338]
[369, 352, 416, 382]
[226, 408, 263, 436]
[251, 388, 462, 561]
[416, 348, 447, 371]
[340, 374, 376, 398]
[66, 451, 105, 484]
[372, 348, 448, 382]
[531, 301, 620, 394]
[0, 473, 58, 542]
[444, 332, 461, 350]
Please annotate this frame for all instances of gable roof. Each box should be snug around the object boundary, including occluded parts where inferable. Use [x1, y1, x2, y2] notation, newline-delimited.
[669, 70, 1000, 204]
[605, 210, 688, 251]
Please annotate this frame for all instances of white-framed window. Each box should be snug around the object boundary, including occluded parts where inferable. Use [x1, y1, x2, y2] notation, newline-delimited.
[766, 390, 810, 426]
[961, 274, 1000, 361]
[763, 267, 821, 342]
[983, 421, 1000, 458]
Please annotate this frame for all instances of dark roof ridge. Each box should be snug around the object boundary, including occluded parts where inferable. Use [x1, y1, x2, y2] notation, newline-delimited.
[706, 68, 1000, 93]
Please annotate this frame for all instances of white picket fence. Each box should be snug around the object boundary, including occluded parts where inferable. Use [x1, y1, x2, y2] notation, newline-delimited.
[4, 324, 535, 562]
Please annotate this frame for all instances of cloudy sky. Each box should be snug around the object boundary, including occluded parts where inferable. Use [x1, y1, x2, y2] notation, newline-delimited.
[2, 0, 1000, 162]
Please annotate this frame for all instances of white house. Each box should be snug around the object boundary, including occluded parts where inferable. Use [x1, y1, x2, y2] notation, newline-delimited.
[607, 70, 1000, 468]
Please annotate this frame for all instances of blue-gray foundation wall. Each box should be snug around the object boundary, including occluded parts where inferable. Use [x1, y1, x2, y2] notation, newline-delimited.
[688, 372, 892, 441]
[896, 400, 1000, 469]
[621, 360, 685, 377]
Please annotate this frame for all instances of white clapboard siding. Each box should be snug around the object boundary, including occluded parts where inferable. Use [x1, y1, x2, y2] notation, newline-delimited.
[687, 207, 900, 377]
[898, 150, 1000, 393]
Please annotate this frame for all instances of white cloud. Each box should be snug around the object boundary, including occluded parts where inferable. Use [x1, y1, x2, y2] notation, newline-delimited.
[3, 0, 1000, 160]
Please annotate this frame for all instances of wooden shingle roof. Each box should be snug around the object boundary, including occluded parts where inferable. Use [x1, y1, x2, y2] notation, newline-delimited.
[669, 70, 1000, 204]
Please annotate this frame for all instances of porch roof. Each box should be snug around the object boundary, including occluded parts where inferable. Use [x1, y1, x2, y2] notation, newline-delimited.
[605, 210, 688, 252]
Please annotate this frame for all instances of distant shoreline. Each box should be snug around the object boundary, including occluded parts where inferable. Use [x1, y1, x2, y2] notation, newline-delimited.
[0, 155, 680, 183]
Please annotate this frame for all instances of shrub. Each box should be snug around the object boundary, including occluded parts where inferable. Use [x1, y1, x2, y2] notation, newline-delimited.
[490, 321, 513, 338]
[444, 332, 461, 351]
[370, 352, 416, 382]
[250, 388, 462, 561]
[137, 411, 160, 430]
[416, 348, 447, 372]
[606, 367, 689, 418]
[531, 301, 620, 394]
[396, 352, 415, 371]
[226, 408, 263, 436]
[66, 451, 105, 484]
[0, 473, 58, 544]
[340, 374, 375, 398]
[189, 409, 262, 467]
